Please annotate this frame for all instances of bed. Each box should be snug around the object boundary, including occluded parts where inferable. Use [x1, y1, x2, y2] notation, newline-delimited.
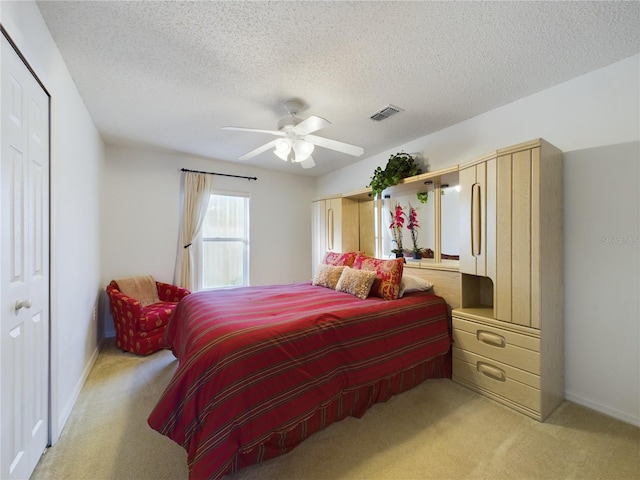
[148, 281, 452, 479]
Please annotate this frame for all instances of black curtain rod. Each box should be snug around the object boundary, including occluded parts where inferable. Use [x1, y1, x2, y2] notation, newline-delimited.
[180, 168, 257, 181]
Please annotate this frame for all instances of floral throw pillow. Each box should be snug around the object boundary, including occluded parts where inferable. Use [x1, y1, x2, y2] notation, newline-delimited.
[352, 254, 404, 300]
[322, 251, 358, 267]
[335, 267, 377, 300]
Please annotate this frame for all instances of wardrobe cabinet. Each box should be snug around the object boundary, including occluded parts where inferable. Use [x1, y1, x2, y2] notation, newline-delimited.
[453, 139, 563, 421]
[311, 197, 359, 275]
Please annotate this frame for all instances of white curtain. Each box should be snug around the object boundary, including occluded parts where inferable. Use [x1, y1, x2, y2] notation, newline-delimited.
[174, 171, 215, 290]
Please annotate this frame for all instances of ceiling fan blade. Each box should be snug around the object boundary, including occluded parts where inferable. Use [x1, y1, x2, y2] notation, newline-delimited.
[238, 139, 280, 160]
[294, 115, 331, 135]
[305, 134, 364, 157]
[222, 126, 285, 137]
[299, 156, 316, 169]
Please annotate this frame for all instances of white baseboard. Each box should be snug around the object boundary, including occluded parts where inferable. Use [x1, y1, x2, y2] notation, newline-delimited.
[55, 338, 104, 440]
[565, 391, 640, 427]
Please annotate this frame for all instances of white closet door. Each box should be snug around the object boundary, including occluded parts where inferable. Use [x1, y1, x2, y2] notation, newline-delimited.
[1, 34, 50, 480]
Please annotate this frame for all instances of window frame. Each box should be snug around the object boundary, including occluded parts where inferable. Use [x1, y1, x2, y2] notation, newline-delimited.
[194, 190, 250, 291]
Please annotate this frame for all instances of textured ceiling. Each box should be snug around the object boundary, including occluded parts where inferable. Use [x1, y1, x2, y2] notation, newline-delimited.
[37, 1, 640, 177]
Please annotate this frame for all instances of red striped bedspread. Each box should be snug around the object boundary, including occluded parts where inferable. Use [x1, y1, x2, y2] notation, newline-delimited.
[148, 282, 451, 479]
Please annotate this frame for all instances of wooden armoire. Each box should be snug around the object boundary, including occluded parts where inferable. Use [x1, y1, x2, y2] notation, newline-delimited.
[452, 138, 564, 421]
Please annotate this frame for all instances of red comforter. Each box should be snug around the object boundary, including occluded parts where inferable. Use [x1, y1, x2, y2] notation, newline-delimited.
[148, 282, 451, 479]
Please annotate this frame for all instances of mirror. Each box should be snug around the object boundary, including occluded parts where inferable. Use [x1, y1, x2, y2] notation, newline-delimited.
[376, 184, 459, 266]
[441, 185, 460, 264]
[355, 166, 460, 267]
[381, 191, 434, 261]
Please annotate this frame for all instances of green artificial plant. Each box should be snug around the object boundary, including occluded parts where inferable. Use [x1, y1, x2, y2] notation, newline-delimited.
[416, 191, 429, 204]
[368, 152, 422, 197]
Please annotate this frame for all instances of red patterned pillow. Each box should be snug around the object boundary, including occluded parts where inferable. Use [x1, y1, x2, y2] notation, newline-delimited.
[322, 251, 358, 267]
[352, 254, 404, 300]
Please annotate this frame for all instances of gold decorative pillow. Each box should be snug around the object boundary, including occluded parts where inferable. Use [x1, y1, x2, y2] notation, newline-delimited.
[335, 267, 377, 300]
[312, 264, 346, 290]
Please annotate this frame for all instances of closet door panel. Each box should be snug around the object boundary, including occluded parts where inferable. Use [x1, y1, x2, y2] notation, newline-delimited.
[327, 198, 340, 251]
[475, 162, 487, 277]
[358, 201, 375, 257]
[311, 200, 328, 276]
[459, 166, 477, 274]
[485, 158, 497, 285]
[495, 155, 512, 323]
[530, 147, 541, 330]
[512, 150, 532, 327]
[339, 198, 360, 253]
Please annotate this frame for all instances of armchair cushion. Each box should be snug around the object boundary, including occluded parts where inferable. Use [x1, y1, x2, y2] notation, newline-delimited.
[156, 281, 191, 302]
[138, 301, 178, 333]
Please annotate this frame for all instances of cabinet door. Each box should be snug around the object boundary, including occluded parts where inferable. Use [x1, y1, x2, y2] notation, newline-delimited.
[459, 161, 494, 276]
[327, 198, 342, 252]
[312, 198, 360, 276]
[336, 198, 360, 253]
[495, 150, 532, 326]
[312, 200, 327, 275]
[459, 165, 476, 274]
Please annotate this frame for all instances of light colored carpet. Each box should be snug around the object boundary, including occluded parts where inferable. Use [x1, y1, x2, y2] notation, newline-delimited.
[32, 338, 639, 480]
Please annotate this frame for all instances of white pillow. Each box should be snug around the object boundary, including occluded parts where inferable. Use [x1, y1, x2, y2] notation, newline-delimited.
[398, 274, 434, 298]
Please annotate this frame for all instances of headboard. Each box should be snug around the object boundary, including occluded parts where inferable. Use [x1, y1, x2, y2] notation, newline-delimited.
[403, 265, 461, 313]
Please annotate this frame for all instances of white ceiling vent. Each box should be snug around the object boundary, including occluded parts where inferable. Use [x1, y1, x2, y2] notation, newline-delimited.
[370, 104, 403, 121]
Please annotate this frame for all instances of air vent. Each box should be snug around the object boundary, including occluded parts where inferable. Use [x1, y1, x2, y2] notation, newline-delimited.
[370, 104, 403, 121]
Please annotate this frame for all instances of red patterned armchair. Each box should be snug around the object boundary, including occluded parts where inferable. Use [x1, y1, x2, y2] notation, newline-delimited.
[106, 276, 191, 355]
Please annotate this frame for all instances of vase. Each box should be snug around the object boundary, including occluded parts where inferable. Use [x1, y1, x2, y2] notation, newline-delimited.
[394, 252, 403, 258]
[412, 251, 422, 260]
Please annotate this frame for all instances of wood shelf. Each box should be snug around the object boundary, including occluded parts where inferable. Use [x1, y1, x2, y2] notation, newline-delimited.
[381, 165, 459, 198]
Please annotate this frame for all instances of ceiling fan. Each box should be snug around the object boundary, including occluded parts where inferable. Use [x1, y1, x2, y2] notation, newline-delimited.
[222, 100, 364, 169]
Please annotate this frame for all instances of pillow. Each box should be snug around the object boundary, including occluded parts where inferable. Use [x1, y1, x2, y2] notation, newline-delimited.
[335, 267, 377, 300]
[322, 251, 358, 267]
[352, 254, 404, 301]
[312, 264, 346, 290]
[398, 274, 434, 298]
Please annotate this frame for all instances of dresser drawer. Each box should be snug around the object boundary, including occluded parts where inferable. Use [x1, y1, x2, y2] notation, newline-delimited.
[453, 348, 541, 413]
[452, 316, 540, 375]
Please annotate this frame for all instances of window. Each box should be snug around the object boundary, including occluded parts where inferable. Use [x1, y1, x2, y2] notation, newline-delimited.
[198, 192, 249, 290]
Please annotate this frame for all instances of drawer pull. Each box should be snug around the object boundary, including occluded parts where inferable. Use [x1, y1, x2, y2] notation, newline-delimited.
[477, 362, 506, 382]
[477, 330, 506, 348]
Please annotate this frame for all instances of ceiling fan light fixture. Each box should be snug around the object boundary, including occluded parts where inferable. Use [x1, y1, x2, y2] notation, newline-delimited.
[224, 98, 364, 169]
[293, 139, 314, 162]
[274, 138, 291, 161]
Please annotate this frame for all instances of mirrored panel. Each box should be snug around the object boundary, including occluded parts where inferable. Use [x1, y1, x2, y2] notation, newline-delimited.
[441, 185, 460, 264]
[380, 191, 434, 261]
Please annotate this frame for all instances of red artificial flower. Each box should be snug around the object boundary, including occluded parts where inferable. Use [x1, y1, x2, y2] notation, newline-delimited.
[407, 205, 419, 231]
[406, 204, 420, 252]
[390, 204, 405, 229]
[389, 202, 405, 252]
